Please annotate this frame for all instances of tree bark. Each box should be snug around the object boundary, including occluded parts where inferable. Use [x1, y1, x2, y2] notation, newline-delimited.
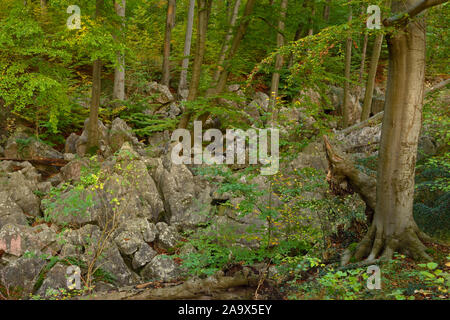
[352, 0, 436, 263]
[178, 0, 212, 129]
[178, 0, 196, 98]
[323, 0, 330, 22]
[87, 0, 104, 152]
[113, 0, 126, 101]
[360, 33, 384, 121]
[269, 0, 288, 112]
[162, 0, 176, 87]
[212, 0, 242, 84]
[342, 8, 353, 128]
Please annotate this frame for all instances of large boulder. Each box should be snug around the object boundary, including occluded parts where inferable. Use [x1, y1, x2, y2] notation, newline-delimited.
[141, 255, 181, 281]
[108, 118, 142, 153]
[154, 159, 212, 230]
[132, 243, 157, 270]
[146, 82, 174, 105]
[36, 263, 68, 297]
[75, 118, 111, 157]
[155, 222, 180, 251]
[0, 192, 28, 228]
[0, 256, 46, 295]
[4, 129, 63, 160]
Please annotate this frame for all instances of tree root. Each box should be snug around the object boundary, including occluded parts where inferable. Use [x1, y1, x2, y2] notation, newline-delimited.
[342, 223, 432, 265]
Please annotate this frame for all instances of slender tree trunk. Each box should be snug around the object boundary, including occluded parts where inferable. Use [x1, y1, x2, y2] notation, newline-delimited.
[323, 0, 330, 22]
[342, 8, 353, 128]
[213, 0, 256, 95]
[113, 0, 126, 101]
[308, 3, 315, 36]
[87, 0, 104, 152]
[178, 0, 211, 129]
[162, 0, 176, 87]
[213, 0, 242, 83]
[269, 0, 288, 112]
[178, 0, 196, 98]
[352, 0, 434, 263]
[361, 33, 384, 120]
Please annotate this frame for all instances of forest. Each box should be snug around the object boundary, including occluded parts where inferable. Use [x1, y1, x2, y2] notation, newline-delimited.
[0, 0, 449, 302]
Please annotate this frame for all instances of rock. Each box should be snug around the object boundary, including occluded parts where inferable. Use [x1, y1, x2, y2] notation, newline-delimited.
[60, 158, 89, 182]
[0, 192, 28, 228]
[418, 135, 438, 161]
[4, 132, 63, 160]
[0, 256, 46, 295]
[147, 131, 170, 157]
[248, 91, 269, 113]
[155, 222, 180, 250]
[37, 182, 52, 194]
[141, 255, 181, 281]
[0, 170, 41, 217]
[114, 231, 142, 256]
[65, 224, 101, 248]
[92, 244, 134, 287]
[121, 218, 157, 243]
[146, 82, 174, 105]
[109, 118, 141, 153]
[65, 133, 80, 154]
[75, 118, 111, 157]
[36, 263, 68, 297]
[337, 123, 382, 154]
[63, 153, 76, 162]
[154, 160, 212, 230]
[227, 84, 241, 92]
[132, 243, 157, 270]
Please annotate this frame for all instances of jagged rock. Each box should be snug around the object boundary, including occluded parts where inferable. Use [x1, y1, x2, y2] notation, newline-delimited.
[109, 118, 141, 153]
[141, 255, 181, 281]
[227, 84, 241, 92]
[75, 118, 111, 157]
[154, 160, 212, 230]
[4, 131, 63, 160]
[37, 182, 52, 194]
[147, 131, 170, 157]
[0, 223, 60, 258]
[0, 168, 41, 217]
[121, 218, 158, 243]
[44, 157, 165, 227]
[132, 243, 157, 270]
[0, 192, 28, 228]
[63, 153, 76, 162]
[418, 135, 438, 161]
[64, 224, 101, 248]
[248, 91, 269, 114]
[337, 123, 382, 154]
[65, 133, 80, 154]
[155, 222, 180, 250]
[0, 256, 46, 295]
[91, 243, 134, 287]
[36, 263, 68, 297]
[146, 82, 174, 105]
[60, 158, 89, 182]
[114, 231, 142, 256]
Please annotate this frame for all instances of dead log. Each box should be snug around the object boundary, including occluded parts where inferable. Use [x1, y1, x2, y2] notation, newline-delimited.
[87, 270, 260, 300]
[323, 135, 377, 222]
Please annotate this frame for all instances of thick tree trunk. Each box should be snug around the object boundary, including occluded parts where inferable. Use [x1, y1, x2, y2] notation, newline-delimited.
[323, 0, 330, 22]
[113, 0, 126, 101]
[342, 8, 353, 128]
[269, 0, 288, 111]
[178, 0, 211, 129]
[178, 0, 196, 98]
[353, 0, 432, 262]
[87, 0, 104, 152]
[162, 0, 176, 87]
[360, 33, 384, 121]
[212, 0, 242, 84]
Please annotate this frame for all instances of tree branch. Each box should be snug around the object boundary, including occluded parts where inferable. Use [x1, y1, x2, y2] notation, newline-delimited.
[384, 0, 449, 26]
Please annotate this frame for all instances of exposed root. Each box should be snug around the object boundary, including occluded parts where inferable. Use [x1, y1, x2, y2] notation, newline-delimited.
[347, 223, 432, 265]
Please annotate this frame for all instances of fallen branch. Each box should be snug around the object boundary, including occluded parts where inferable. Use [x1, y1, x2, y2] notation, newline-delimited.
[0, 158, 68, 167]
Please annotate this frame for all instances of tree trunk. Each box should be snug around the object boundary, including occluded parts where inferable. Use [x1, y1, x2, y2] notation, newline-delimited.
[213, 0, 256, 95]
[352, 0, 432, 263]
[212, 0, 242, 84]
[113, 0, 126, 101]
[357, 33, 369, 100]
[178, 0, 196, 98]
[178, 0, 211, 129]
[269, 0, 288, 111]
[162, 0, 176, 87]
[342, 8, 353, 128]
[323, 0, 330, 22]
[87, 0, 104, 152]
[360, 33, 384, 121]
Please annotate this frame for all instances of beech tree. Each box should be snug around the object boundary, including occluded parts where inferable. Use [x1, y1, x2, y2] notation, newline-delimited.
[113, 0, 126, 101]
[343, 0, 449, 262]
[178, 0, 196, 98]
[162, 0, 176, 87]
